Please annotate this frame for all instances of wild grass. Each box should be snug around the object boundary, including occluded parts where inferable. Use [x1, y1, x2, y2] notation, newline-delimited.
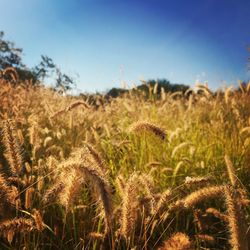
[0, 70, 249, 249]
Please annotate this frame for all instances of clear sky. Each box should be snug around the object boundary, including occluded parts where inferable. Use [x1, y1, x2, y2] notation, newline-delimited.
[0, 0, 249, 93]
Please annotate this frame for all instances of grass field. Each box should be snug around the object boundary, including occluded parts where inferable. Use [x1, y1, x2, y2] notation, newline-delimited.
[0, 69, 250, 249]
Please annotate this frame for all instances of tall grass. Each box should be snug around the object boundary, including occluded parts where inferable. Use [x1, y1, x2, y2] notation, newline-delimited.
[0, 69, 249, 249]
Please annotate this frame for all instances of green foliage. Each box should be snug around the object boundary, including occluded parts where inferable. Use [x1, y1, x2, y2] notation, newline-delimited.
[107, 79, 189, 98]
[0, 31, 75, 90]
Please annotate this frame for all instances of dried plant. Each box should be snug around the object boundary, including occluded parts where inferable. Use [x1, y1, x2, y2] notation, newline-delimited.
[84, 142, 107, 174]
[120, 173, 139, 239]
[32, 209, 44, 231]
[205, 207, 228, 222]
[2, 119, 23, 176]
[195, 234, 215, 245]
[51, 100, 90, 118]
[224, 185, 248, 250]
[129, 121, 166, 140]
[158, 232, 193, 250]
[0, 218, 34, 243]
[224, 155, 238, 187]
[0, 75, 250, 249]
[79, 162, 112, 233]
[184, 176, 212, 186]
[178, 185, 224, 209]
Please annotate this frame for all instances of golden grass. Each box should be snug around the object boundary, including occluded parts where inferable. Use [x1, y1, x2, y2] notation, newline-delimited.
[158, 232, 193, 250]
[0, 70, 249, 249]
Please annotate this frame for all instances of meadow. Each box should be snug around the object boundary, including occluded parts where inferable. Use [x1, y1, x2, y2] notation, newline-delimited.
[0, 68, 249, 249]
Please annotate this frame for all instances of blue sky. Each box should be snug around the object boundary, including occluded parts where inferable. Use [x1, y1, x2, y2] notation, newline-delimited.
[0, 0, 249, 93]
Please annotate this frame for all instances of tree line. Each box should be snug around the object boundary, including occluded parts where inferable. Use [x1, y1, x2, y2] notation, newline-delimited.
[1, 31, 190, 96]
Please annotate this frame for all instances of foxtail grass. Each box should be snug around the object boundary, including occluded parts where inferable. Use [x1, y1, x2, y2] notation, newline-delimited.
[158, 232, 193, 250]
[129, 121, 166, 140]
[224, 185, 248, 250]
[2, 119, 23, 176]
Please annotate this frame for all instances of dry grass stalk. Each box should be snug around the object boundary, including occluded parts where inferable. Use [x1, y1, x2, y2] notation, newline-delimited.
[180, 185, 224, 209]
[171, 142, 192, 158]
[2, 119, 23, 176]
[145, 161, 162, 168]
[154, 189, 172, 214]
[120, 173, 139, 239]
[129, 121, 166, 140]
[195, 84, 213, 97]
[224, 186, 248, 250]
[43, 181, 65, 204]
[25, 187, 35, 209]
[37, 176, 44, 191]
[158, 232, 193, 250]
[0, 218, 34, 243]
[170, 91, 183, 99]
[138, 173, 155, 215]
[51, 100, 90, 118]
[32, 209, 44, 231]
[184, 176, 212, 186]
[44, 151, 112, 233]
[115, 174, 126, 193]
[120, 172, 158, 238]
[237, 188, 250, 206]
[2, 67, 19, 82]
[195, 234, 215, 245]
[224, 86, 234, 104]
[7, 176, 25, 187]
[43, 136, 53, 147]
[224, 155, 237, 187]
[58, 169, 84, 210]
[193, 209, 207, 231]
[84, 142, 107, 174]
[79, 162, 112, 233]
[66, 100, 90, 111]
[0, 174, 17, 207]
[88, 232, 104, 240]
[206, 207, 228, 222]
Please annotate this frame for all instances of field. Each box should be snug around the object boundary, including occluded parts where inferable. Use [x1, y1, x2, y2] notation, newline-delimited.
[0, 69, 250, 249]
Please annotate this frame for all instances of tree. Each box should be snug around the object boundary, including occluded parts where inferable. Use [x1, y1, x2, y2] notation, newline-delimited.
[0, 31, 75, 90]
[136, 79, 189, 98]
[0, 31, 23, 69]
[33, 55, 75, 91]
[106, 79, 189, 98]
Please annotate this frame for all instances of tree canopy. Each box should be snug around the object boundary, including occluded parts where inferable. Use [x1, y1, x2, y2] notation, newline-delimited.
[0, 31, 75, 90]
[107, 79, 189, 98]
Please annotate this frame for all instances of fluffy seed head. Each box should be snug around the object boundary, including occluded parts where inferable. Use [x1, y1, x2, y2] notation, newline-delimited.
[129, 121, 166, 140]
[158, 232, 192, 250]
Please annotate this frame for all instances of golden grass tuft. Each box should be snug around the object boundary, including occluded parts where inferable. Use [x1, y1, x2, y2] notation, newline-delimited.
[84, 142, 107, 174]
[184, 176, 212, 186]
[0, 218, 34, 243]
[224, 155, 238, 187]
[180, 185, 224, 209]
[158, 232, 193, 250]
[1, 78, 250, 249]
[195, 234, 215, 245]
[205, 207, 228, 222]
[129, 121, 166, 140]
[0, 174, 18, 208]
[50, 100, 90, 118]
[25, 187, 35, 209]
[88, 232, 105, 240]
[2, 119, 23, 176]
[32, 209, 44, 231]
[58, 169, 84, 210]
[120, 173, 139, 239]
[43, 181, 65, 204]
[224, 185, 248, 250]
